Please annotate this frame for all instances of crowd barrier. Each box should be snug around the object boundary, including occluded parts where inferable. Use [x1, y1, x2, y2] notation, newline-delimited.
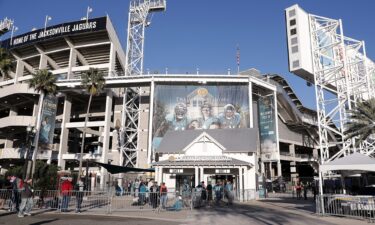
[316, 194, 375, 222]
[0, 189, 257, 213]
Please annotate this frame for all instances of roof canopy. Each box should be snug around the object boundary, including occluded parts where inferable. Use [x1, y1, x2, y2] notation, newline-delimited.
[94, 162, 155, 174]
[320, 152, 375, 172]
[156, 128, 258, 153]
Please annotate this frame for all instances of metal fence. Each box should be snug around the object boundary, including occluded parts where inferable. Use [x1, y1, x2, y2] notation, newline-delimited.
[316, 194, 375, 222]
[0, 189, 257, 214]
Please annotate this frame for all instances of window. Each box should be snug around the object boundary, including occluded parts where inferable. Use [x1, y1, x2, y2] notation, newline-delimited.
[292, 46, 299, 53]
[289, 9, 296, 17]
[289, 19, 296, 26]
[292, 60, 300, 68]
[290, 28, 297, 36]
[291, 37, 298, 45]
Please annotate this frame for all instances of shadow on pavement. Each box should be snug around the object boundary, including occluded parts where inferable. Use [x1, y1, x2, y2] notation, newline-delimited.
[190, 201, 334, 225]
[30, 218, 59, 225]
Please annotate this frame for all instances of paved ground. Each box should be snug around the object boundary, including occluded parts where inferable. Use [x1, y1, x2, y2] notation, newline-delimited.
[0, 198, 372, 225]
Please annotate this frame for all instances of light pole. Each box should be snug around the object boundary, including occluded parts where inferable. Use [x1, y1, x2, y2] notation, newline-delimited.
[10, 25, 18, 46]
[44, 15, 52, 33]
[86, 6, 93, 24]
[24, 125, 36, 180]
[108, 159, 113, 190]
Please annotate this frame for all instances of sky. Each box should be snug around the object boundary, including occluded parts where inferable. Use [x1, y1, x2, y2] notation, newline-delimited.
[0, 0, 374, 110]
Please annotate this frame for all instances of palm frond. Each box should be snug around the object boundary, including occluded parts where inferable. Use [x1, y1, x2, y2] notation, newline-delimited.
[81, 68, 105, 96]
[344, 98, 375, 145]
[0, 47, 15, 79]
[28, 69, 57, 95]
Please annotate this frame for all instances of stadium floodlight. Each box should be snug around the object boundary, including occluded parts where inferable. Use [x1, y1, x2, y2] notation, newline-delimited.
[86, 6, 93, 24]
[44, 15, 52, 32]
[10, 25, 18, 46]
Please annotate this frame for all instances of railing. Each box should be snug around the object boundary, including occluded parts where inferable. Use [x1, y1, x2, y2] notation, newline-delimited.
[316, 194, 375, 222]
[0, 188, 257, 213]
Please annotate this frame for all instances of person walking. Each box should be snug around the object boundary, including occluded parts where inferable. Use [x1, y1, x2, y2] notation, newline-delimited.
[149, 181, 159, 210]
[214, 181, 223, 205]
[18, 179, 34, 217]
[295, 182, 302, 199]
[303, 183, 308, 200]
[206, 182, 213, 206]
[75, 177, 85, 213]
[224, 181, 234, 205]
[10, 176, 22, 212]
[60, 177, 73, 212]
[159, 182, 168, 209]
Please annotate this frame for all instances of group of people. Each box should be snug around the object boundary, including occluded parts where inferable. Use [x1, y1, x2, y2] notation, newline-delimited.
[59, 177, 86, 213]
[161, 102, 243, 132]
[295, 182, 317, 200]
[180, 179, 235, 208]
[115, 179, 173, 211]
[0, 175, 35, 218]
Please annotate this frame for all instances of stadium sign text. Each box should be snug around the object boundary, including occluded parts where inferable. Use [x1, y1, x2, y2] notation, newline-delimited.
[1, 17, 106, 49]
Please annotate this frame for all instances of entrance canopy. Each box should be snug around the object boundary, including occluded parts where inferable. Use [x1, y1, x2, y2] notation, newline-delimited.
[94, 162, 155, 174]
[320, 152, 375, 172]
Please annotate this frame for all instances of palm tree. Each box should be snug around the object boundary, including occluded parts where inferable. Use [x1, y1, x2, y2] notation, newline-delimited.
[28, 69, 57, 179]
[79, 68, 105, 176]
[0, 47, 15, 80]
[345, 98, 375, 147]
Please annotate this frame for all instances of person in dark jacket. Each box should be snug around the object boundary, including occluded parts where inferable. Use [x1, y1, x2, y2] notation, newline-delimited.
[75, 178, 85, 213]
[18, 179, 33, 217]
[149, 181, 159, 210]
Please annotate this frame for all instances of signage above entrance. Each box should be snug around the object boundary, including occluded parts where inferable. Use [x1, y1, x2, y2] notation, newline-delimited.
[176, 156, 232, 162]
[1, 17, 107, 49]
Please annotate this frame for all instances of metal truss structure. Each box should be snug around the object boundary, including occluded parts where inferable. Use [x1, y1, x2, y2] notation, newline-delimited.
[309, 14, 375, 163]
[0, 18, 13, 36]
[121, 0, 166, 167]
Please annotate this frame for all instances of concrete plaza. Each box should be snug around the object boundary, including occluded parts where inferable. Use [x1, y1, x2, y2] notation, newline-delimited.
[0, 198, 371, 225]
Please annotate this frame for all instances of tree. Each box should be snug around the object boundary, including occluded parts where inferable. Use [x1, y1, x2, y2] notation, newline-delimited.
[28, 69, 57, 179]
[345, 98, 375, 147]
[0, 47, 15, 80]
[79, 68, 105, 176]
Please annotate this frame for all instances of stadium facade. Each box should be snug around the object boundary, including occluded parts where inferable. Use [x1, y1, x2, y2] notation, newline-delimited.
[0, 16, 320, 191]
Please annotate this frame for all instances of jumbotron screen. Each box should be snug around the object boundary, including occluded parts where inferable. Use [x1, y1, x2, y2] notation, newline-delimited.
[152, 84, 250, 149]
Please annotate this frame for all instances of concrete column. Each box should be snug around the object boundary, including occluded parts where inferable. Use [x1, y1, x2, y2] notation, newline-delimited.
[243, 167, 249, 201]
[239, 167, 243, 201]
[108, 43, 116, 76]
[159, 166, 163, 183]
[277, 161, 282, 177]
[195, 166, 199, 186]
[14, 59, 24, 84]
[58, 96, 72, 169]
[289, 144, 295, 156]
[39, 54, 48, 69]
[9, 107, 17, 116]
[100, 90, 113, 190]
[269, 162, 274, 179]
[201, 167, 204, 183]
[67, 47, 77, 79]
[154, 167, 159, 182]
[244, 167, 249, 190]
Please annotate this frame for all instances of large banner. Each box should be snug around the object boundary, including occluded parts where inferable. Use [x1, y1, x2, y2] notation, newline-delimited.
[152, 84, 250, 150]
[1, 17, 107, 49]
[38, 94, 57, 150]
[258, 95, 278, 161]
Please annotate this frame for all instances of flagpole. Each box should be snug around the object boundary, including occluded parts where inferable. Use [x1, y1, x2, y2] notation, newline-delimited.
[236, 44, 240, 74]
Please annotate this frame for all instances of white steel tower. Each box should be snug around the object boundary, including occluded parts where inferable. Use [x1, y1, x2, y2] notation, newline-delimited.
[121, 0, 166, 167]
[285, 4, 375, 164]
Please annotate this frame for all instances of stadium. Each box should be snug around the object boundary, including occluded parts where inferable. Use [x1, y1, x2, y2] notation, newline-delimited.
[0, 1, 323, 193]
